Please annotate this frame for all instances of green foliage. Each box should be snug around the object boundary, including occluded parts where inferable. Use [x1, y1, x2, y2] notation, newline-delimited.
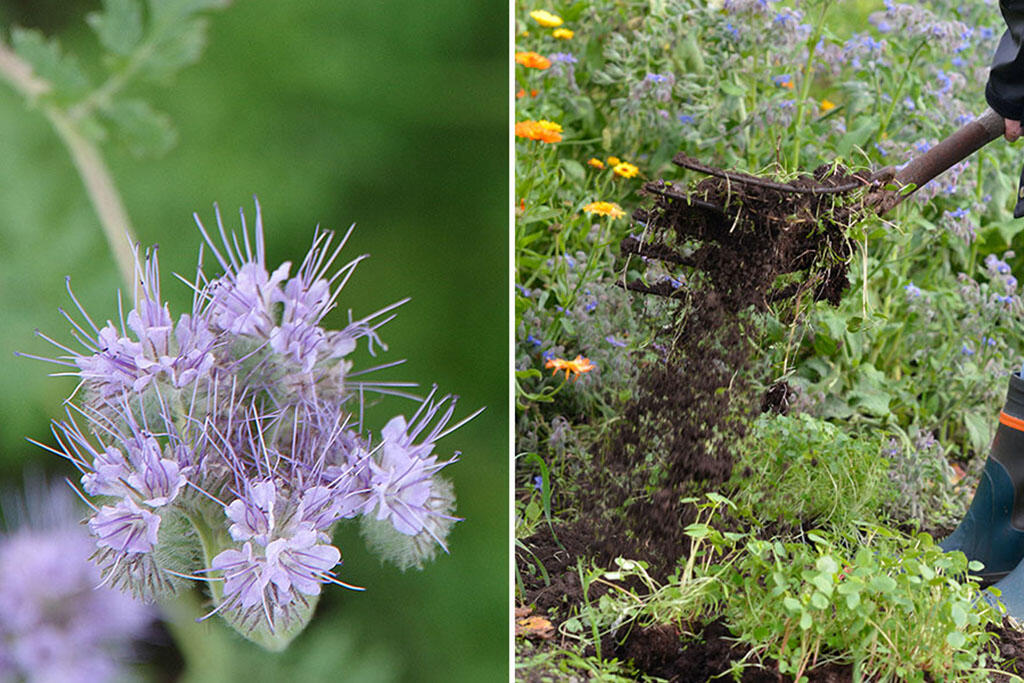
[87, 0, 144, 57]
[5, 0, 227, 157]
[10, 27, 90, 99]
[729, 413, 896, 529]
[718, 527, 1002, 682]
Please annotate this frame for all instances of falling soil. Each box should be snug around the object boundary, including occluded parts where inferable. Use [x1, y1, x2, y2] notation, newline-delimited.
[587, 157, 866, 580]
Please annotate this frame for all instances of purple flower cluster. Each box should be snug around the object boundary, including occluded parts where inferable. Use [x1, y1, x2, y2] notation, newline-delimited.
[0, 480, 152, 682]
[32, 200, 476, 646]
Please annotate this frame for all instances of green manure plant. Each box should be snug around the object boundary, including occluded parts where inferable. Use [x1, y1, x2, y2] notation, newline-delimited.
[717, 527, 1004, 682]
[728, 413, 897, 530]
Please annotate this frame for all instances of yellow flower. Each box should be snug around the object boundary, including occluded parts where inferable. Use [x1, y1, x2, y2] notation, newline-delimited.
[552, 28, 574, 39]
[545, 355, 596, 381]
[587, 158, 605, 169]
[515, 51, 552, 70]
[530, 9, 563, 27]
[515, 119, 563, 143]
[613, 161, 639, 178]
[820, 99, 836, 112]
[607, 156, 621, 166]
[583, 201, 626, 219]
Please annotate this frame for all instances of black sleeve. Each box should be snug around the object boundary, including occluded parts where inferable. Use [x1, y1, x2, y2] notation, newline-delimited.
[988, 0, 1024, 120]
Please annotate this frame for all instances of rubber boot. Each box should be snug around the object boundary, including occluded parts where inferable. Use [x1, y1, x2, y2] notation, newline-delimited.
[940, 372, 1024, 585]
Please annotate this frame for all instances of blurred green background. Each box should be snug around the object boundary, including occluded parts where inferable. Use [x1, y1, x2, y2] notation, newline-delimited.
[0, 1, 507, 681]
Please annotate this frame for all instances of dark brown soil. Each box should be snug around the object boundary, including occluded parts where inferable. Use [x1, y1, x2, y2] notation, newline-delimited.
[614, 619, 856, 682]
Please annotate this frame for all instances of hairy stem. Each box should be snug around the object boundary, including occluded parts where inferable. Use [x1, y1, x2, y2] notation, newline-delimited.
[159, 588, 233, 683]
[0, 39, 137, 289]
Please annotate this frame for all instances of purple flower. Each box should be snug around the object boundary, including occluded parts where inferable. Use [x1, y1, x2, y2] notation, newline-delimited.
[88, 498, 161, 555]
[365, 390, 467, 539]
[28, 199, 478, 645]
[0, 481, 152, 682]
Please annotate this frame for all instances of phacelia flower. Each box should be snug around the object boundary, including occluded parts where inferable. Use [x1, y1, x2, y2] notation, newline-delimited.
[529, 9, 563, 27]
[612, 161, 640, 178]
[515, 51, 551, 69]
[515, 119, 563, 143]
[582, 201, 626, 219]
[0, 480, 153, 683]
[545, 354, 596, 380]
[29, 199, 479, 651]
[552, 28, 574, 39]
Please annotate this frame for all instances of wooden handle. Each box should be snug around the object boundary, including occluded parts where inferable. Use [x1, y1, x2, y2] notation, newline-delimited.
[870, 108, 1004, 216]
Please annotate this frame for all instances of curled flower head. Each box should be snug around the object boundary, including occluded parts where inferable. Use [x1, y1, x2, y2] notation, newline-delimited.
[529, 9, 563, 27]
[514, 51, 551, 70]
[28, 199, 479, 650]
[545, 354, 596, 380]
[582, 201, 626, 219]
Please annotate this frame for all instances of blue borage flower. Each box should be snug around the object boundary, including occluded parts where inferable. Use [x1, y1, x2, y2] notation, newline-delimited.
[26, 199, 480, 650]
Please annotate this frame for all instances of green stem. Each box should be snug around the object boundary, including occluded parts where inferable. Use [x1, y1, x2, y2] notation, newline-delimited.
[159, 588, 234, 683]
[877, 38, 928, 139]
[186, 508, 225, 605]
[789, 0, 831, 172]
[0, 38, 137, 289]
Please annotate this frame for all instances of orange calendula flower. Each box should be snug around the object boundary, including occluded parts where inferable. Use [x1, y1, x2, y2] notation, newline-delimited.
[607, 156, 621, 166]
[587, 158, 605, 169]
[582, 201, 626, 218]
[545, 355, 596, 381]
[820, 99, 836, 112]
[552, 28, 574, 39]
[515, 120, 563, 143]
[613, 161, 639, 178]
[515, 51, 551, 70]
[530, 9, 563, 27]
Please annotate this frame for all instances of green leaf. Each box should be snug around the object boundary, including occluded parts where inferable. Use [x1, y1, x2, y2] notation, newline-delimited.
[946, 630, 966, 649]
[950, 603, 968, 628]
[835, 116, 878, 158]
[559, 159, 585, 184]
[87, 0, 144, 56]
[10, 28, 90, 98]
[719, 81, 745, 97]
[101, 99, 177, 157]
[963, 412, 993, 457]
[809, 591, 829, 610]
[137, 16, 209, 82]
[799, 611, 813, 630]
[868, 575, 897, 593]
